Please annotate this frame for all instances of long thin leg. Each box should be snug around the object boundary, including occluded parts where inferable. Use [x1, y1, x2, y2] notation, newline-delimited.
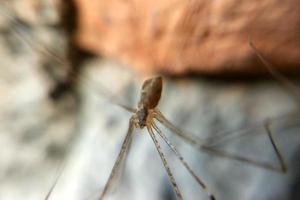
[194, 110, 300, 147]
[99, 117, 135, 200]
[201, 122, 262, 147]
[44, 161, 66, 200]
[81, 75, 136, 113]
[248, 36, 300, 101]
[154, 110, 287, 173]
[202, 145, 284, 172]
[0, 3, 136, 113]
[264, 121, 288, 173]
[153, 110, 205, 145]
[147, 125, 184, 200]
[151, 122, 215, 200]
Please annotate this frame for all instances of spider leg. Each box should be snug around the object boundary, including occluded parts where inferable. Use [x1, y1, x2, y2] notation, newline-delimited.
[99, 117, 135, 200]
[204, 112, 300, 147]
[84, 76, 136, 113]
[153, 110, 205, 145]
[249, 36, 300, 101]
[264, 120, 288, 173]
[44, 161, 66, 200]
[201, 143, 286, 173]
[153, 109, 287, 173]
[151, 121, 215, 200]
[0, 3, 136, 113]
[147, 124, 184, 200]
[204, 122, 263, 147]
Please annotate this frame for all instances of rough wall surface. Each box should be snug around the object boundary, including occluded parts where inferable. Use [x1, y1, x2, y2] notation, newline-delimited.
[74, 0, 300, 75]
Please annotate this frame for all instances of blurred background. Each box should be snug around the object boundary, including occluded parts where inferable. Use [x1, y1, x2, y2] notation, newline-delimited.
[0, 0, 300, 200]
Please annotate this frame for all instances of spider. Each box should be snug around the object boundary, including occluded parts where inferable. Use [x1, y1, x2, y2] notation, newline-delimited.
[96, 67, 289, 200]
[98, 76, 215, 200]
[41, 40, 289, 200]
[0, 3, 290, 199]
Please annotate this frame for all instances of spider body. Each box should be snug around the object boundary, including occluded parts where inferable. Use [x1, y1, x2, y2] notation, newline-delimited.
[135, 76, 162, 128]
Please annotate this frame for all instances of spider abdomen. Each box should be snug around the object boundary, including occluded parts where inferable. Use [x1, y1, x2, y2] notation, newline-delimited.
[138, 76, 163, 109]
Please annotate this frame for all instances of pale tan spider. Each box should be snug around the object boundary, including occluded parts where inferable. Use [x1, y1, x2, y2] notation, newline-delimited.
[97, 71, 287, 200]
[98, 76, 216, 200]
[41, 41, 288, 200]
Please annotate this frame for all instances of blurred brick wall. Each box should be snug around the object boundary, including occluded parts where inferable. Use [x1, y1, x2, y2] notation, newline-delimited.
[73, 0, 300, 75]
